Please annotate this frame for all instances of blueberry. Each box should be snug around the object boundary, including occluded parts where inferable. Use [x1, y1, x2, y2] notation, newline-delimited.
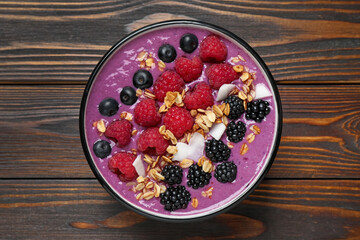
[180, 33, 198, 53]
[98, 98, 119, 116]
[120, 86, 137, 105]
[133, 69, 153, 89]
[158, 44, 177, 63]
[93, 140, 111, 158]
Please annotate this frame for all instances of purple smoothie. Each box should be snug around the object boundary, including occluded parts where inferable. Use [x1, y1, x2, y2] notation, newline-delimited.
[83, 24, 279, 219]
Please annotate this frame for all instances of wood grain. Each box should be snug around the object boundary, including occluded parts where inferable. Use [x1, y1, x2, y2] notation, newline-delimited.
[0, 179, 359, 239]
[0, 0, 359, 84]
[1, 1, 358, 239]
[0, 85, 359, 178]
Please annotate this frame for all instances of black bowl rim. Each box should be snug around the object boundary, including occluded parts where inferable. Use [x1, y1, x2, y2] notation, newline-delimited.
[79, 19, 283, 222]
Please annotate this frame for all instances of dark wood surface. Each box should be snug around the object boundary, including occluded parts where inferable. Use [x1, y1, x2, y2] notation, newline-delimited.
[0, 1, 359, 239]
[1, 180, 359, 239]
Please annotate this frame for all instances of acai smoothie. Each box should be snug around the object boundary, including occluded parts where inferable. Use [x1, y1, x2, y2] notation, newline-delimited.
[81, 21, 281, 220]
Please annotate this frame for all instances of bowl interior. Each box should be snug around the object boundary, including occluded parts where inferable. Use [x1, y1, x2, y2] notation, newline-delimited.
[80, 20, 282, 221]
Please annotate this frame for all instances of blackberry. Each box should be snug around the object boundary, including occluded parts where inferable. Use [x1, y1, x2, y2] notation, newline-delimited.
[205, 138, 231, 163]
[187, 164, 212, 189]
[224, 95, 245, 119]
[214, 162, 237, 183]
[161, 165, 183, 185]
[245, 99, 271, 123]
[226, 121, 246, 143]
[160, 185, 191, 211]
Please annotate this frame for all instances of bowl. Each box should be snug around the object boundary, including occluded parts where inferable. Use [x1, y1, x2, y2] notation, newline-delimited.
[80, 20, 282, 221]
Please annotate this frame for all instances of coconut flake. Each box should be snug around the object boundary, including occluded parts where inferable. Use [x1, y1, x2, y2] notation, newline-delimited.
[172, 142, 189, 162]
[188, 133, 205, 161]
[216, 84, 236, 101]
[132, 155, 145, 177]
[254, 83, 272, 100]
[173, 133, 205, 162]
[209, 123, 226, 140]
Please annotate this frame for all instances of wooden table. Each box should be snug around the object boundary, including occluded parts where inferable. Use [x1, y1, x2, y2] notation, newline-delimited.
[1, 1, 359, 239]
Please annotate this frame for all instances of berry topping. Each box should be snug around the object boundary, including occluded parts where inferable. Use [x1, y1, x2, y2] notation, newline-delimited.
[158, 44, 177, 63]
[134, 98, 162, 127]
[224, 95, 245, 119]
[245, 99, 271, 123]
[205, 138, 231, 162]
[153, 70, 185, 102]
[187, 164, 212, 189]
[161, 165, 183, 186]
[108, 152, 138, 181]
[180, 33, 198, 53]
[209, 123, 226, 141]
[206, 63, 238, 90]
[120, 86, 137, 105]
[163, 106, 194, 138]
[133, 69, 153, 89]
[174, 56, 203, 83]
[93, 140, 111, 158]
[199, 35, 227, 62]
[216, 84, 236, 101]
[214, 161, 237, 183]
[104, 119, 132, 147]
[226, 121, 246, 143]
[98, 98, 119, 116]
[137, 127, 169, 155]
[160, 185, 191, 211]
[184, 82, 214, 110]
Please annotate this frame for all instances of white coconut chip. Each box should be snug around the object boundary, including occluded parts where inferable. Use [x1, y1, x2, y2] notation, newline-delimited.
[188, 132, 205, 161]
[172, 142, 189, 162]
[254, 83, 272, 100]
[216, 84, 236, 101]
[173, 132, 205, 162]
[132, 155, 146, 177]
[209, 123, 226, 140]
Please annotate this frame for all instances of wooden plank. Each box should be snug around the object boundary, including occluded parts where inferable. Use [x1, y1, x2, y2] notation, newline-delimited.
[0, 85, 359, 178]
[0, 179, 359, 239]
[0, 1, 359, 84]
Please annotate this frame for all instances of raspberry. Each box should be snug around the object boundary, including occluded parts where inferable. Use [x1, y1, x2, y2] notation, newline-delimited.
[206, 63, 238, 90]
[153, 70, 185, 101]
[163, 106, 194, 138]
[134, 98, 162, 127]
[137, 127, 169, 155]
[174, 56, 203, 83]
[184, 82, 214, 110]
[199, 35, 227, 63]
[108, 152, 138, 181]
[104, 119, 132, 147]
